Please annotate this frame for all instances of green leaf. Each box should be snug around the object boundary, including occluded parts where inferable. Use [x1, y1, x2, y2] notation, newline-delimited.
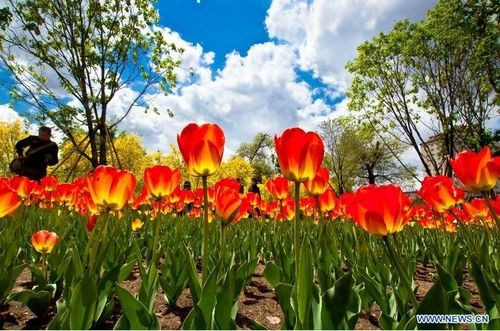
[274, 283, 295, 330]
[69, 274, 97, 330]
[9, 289, 52, 318]
[435, 264, 457, 292]
[379, 313, 398, 330]
[292, 239, 313, 328]
[195, 264, 219, 329]
[321, 273, 354, 329]
[0, 264, 24, 304]
[214, 271, 235, 329]
[184, 245, 201, 304]
[47, 297, 69, 330]
[470, 259, 496, 312]
[263, 262, 281, 288]
[416, 280, 448, 330]
[115, 285, 160, 330]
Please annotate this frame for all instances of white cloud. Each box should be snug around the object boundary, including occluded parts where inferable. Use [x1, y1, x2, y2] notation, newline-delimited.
[266, 0, 436, 91]
[0, 104, 22, 122]
[113, 40, 329, 158]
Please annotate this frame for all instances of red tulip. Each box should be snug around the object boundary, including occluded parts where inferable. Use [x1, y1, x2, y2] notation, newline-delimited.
[266, 177, 290, 200]
[277, 197, 295, 221]
[274, 127, 324, 182]
[214, 185, 250, 225]
[246, 192, 260, 207]
[87, 214, 98, 232]
[86, 165, 137, 211]
[0, 183, 21, 218]
[303, 167, 329, 195]
[214, 178, 241, 193]
[417, 176, 464, 213]
[40, 176, 59, 192]
[32, 230, 59, 253]
[318, 188, 337, 212]
[346, 185, 412, 236]
[54, 183, 76, 206]
[143, 165, 181, 200]
[9, 176, 37, 200]
[463, 199, 491, 223]
[450, 146, 500, 192]
[177, 123, 225, 177]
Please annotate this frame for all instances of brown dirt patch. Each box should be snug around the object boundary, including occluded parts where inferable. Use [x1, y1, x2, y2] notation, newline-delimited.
[0, 263, 484, 330]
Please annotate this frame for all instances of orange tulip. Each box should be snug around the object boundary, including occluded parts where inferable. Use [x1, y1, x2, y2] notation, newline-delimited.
[31, 230, 59, 253]
[54, 183, 76, 206]
[0, 183, 21, 218]
[143, 165, 181, 200]
[450, 146, 500, 192]
[40, 176, 59, 192]
[463, 199, 491, 223]
[246, 192, 261, 207]
[318, 188, 337, 212]
[303, 167, 329, 195]
[266, 177, 290, 200]
[274, 127, 324, 183]
[131, 218, 144, 231]
[177, 123, 225, 177]
[346, 185, 412, 236]
[86, 165, 137, 211]
[277, 197, 295, 221]
[214, 185, 250, 225]
[9, 176, 37, 200]
[417, 176, 464, 213]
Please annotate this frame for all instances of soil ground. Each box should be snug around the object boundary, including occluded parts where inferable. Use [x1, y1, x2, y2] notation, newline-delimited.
[0, 262, 484, 330]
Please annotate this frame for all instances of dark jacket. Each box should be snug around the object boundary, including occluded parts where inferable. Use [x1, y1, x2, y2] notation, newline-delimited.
[15, 136, 59, 170]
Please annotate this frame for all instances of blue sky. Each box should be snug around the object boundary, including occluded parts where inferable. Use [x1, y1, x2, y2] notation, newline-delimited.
[156, 0, 334, 103]
[1, 0, 439, 159]
[158, 0, 271, 71]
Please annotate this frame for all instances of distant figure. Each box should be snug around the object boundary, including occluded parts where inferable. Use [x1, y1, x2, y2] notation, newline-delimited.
[248, 178, 261, 218]
[248, 178, 261, 197]
[14, 126, 59, 181]
[236, 178, 244, 194]
[181, 180, 194, 215]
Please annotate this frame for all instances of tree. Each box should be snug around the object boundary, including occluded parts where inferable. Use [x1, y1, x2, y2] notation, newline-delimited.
[346, 0, 498, 177]
[0, 119, 29, 176]
[54, 130, 149, 182]
[320, 118, 359, 194]
[320, 117, 417, 193]
[236, 132, 277, 181]
[356, 133, 417, 189]
[0, 0, 181, 168]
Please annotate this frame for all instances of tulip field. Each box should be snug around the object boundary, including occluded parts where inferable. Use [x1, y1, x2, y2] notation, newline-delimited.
[0, 123, 499, 330]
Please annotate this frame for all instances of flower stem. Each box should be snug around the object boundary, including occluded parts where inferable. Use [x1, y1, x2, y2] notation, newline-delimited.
[41, 252, 47, 283]
[482, 192, 500, 231]
[202, 176, 209, 285]
[219, 223, 226, 277]
[152, 201, 162, 268]
[88, 211, 110, 273]
[382, 235, 418, 309]
[294, 181, 300, 281]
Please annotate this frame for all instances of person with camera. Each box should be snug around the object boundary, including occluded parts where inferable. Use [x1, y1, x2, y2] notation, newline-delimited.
[12, 126, 59, 181]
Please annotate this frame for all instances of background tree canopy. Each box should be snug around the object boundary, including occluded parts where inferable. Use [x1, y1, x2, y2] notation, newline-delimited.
[346, 0, 499, 177]
[0, 0, 182, 169]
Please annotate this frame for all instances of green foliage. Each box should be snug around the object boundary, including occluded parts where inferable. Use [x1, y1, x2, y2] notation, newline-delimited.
[236, 132, 277, 181]
[0, 119, 29, 176]
[320, 116, 417, 193]
[346, 0, 498, 176]
[0, 0, 182, 168]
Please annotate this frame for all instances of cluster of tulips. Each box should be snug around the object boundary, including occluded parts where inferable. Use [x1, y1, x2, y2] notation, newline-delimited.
[0, 122, 499, 330]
